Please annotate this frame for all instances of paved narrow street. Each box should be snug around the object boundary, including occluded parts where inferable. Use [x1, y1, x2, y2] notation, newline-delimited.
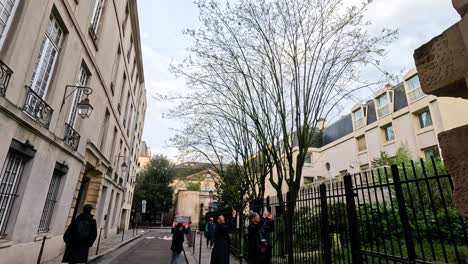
[94, 229, 188, 264]
[94, 229, 241, 264]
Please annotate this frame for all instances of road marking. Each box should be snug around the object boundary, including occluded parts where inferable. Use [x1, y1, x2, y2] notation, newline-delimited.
[157, 236, 172, 240]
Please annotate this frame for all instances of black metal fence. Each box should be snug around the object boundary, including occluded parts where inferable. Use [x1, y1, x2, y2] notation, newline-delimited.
[220, 158, 468, 263]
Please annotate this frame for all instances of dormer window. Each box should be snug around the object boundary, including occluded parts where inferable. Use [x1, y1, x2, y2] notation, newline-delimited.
[376, 93, 391, 118]
[352, 106, 367, 130]
[406, 74, 425, 103]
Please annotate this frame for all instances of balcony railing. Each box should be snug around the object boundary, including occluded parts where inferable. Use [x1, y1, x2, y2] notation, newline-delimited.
[377, 104, 390, 118]
[408, 87, 426, 103]
[23, 86, 54, 128]
[64, 123, 81, 150]
[0, 60, 13, 97]
[354, 118, 364, 130]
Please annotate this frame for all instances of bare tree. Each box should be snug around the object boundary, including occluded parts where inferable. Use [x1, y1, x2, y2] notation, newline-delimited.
[170, 0, 396, 206]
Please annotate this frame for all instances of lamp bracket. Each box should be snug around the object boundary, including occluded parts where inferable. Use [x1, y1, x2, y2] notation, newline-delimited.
[61, 85, 93, 107]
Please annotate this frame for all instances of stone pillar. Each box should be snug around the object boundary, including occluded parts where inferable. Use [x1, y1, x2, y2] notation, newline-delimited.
[438, 125, 468, 217]
[414, 1, 468, 217]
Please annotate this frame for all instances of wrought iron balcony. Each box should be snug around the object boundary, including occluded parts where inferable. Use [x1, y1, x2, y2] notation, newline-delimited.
[23, 86, 54, 128]
[0, 60, 13, 97]
[64, 123, 80, 150]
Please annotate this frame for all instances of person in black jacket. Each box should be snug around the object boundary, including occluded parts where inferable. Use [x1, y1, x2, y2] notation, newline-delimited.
[247, 211, 275, 264]
[210, 209, 237, 264]
[62, 204, 98, 264]
[171, 223, 189, 264]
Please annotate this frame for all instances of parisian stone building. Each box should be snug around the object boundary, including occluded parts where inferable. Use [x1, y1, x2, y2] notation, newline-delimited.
[0, 0, 146, 263]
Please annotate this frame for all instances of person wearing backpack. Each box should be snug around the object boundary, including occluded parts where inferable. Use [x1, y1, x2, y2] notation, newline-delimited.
[62, 204, 98, 264]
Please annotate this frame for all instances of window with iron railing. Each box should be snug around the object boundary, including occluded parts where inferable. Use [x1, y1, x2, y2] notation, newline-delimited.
[30, 14, 64, 98]
[26, 14, 63, 127]
[38, 170, 62, 233]
[407, 75, 425, 103]
[0, 150, 27, 238]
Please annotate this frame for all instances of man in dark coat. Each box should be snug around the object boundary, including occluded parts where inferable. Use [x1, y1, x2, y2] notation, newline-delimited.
[62, 204, 97, 264]
[205, 217, 216, 248]
[210, 209, 237, 264]
[171, 223, 189, 264]
[247, 211, 275, 264]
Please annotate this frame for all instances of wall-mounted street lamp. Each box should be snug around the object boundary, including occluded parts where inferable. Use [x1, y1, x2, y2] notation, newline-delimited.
[115, 155, 128, 173]
[61, 85, 94, 119]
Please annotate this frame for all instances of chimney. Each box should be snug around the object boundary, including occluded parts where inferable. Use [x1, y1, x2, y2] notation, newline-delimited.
[318, 118, 326, 130]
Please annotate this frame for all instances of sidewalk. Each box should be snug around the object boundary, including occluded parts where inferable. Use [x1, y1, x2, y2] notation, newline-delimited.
[43, 228, 148, 264]
[184, 231, 239, 264]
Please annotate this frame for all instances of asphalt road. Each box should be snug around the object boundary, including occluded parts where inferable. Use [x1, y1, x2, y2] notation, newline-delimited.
[94, 229, 187, 264]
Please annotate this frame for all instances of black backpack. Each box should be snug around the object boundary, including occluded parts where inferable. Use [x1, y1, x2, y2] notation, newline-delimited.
[73, 218, 91, 242]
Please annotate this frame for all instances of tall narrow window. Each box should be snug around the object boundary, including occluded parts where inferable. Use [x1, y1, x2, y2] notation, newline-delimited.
[112, 193, 120, 226]
[123, 92, 130, 126]
[118, 74, 126, 113]
[109, 127, 118, 162]
[99, 109, 110, 151]
[0, 0, 19, 47]
[38, 166, 64, 233]
[30, 15, 64, 98]
[110, 46, 121, 95]
[67, 65, 89, 128]
[127, 36, 133, 61]
[121, 2, 129, 36]
[0, 149, 27, 237]
[131, 59, 136, 81]
[89, 0, 105, 39]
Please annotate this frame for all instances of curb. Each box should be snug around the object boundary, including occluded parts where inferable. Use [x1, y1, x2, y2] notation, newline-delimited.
[88, 230, 150, 263]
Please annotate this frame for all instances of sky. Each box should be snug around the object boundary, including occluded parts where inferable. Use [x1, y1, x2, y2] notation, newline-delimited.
[136, 0, 459, 161]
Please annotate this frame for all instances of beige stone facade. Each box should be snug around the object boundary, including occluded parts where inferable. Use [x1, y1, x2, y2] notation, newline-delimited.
[0, 1, 146, 263]
[265, 69, 468, 197]
[172, 169, 217, 227]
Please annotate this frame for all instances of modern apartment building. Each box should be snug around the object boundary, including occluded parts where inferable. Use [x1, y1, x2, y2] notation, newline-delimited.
[0, 1, 146, 263]
[265, 69, 468, 196]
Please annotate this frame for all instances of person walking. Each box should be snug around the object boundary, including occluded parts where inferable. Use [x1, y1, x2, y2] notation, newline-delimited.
[62, 204, 98, 264]
[171, 223, 189, 264]
[205, 217, 216, 248]
[210, 209, 237, 264]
